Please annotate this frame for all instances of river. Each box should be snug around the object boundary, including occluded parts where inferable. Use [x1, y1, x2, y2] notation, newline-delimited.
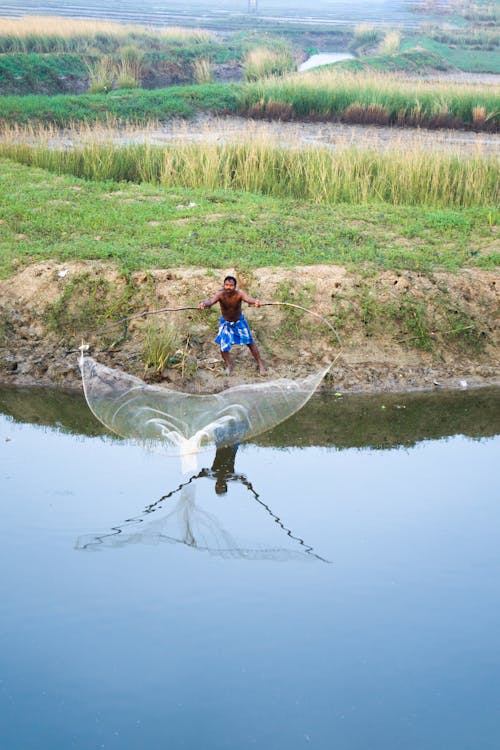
[1, 385, 500, 749]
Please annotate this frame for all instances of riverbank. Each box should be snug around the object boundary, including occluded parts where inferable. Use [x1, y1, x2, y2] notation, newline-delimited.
[1, 262, 498, 395]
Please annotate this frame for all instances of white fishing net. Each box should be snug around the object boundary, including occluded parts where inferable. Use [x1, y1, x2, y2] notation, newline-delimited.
[79, 353, 329, 465]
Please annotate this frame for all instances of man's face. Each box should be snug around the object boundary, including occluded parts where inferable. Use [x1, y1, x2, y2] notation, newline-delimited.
[223, 279, 236, 294]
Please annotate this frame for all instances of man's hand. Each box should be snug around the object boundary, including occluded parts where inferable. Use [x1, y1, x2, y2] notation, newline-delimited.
[198, 302, 206, 310]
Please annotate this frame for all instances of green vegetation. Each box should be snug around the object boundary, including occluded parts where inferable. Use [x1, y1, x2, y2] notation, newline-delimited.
[0, 131, 497, 208]
[0, 84, 241, 125]
[402, 36, 500, 74]
[0, 53, 89, 95]
[241, 70, 499, 131]
[337, 49, 451, 74]
[0, 158, 497, 281]
[243, 43, 295, 81]
[143, 322, 181, 376]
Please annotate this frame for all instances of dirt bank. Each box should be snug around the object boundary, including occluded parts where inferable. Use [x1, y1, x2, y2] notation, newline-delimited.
[0, 262, 498, 395]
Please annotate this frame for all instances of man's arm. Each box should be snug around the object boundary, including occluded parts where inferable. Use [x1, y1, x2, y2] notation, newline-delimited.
[198, 291, 222, 310]
[240, 291, 261, 307]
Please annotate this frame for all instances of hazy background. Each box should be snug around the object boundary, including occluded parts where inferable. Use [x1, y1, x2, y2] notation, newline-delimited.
[0, 0, 442, 28]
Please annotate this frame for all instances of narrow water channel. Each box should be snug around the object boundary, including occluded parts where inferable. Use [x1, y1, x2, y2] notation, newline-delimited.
[1, 386, 499, 750]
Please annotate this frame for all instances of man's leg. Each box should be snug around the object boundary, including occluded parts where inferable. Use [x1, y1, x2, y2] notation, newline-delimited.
[220, 349, 231, 373]
[248, 343, 265, 374]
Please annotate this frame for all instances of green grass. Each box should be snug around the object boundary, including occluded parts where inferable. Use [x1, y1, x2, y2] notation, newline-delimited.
[0, 84, 241, 125]
[337, 49, 451, 74]
[0, 53, 89, 95]
[402, 36, 500, 74]
[0, 158, 497, 279]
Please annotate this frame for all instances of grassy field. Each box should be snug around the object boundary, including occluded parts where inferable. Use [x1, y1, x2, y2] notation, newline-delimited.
[401, 36, 500, 74]
[0, 157, 497, 280]
[0, 71, 498, 131]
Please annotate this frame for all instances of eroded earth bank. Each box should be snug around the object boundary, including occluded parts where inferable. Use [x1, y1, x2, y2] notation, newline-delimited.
[1, 262, 498, 395]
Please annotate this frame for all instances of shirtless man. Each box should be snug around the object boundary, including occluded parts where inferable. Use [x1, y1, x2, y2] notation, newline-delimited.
[198, 276, 265, 374]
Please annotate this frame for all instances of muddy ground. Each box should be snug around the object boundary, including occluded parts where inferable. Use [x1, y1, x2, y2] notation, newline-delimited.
[0, 262, 498, 395]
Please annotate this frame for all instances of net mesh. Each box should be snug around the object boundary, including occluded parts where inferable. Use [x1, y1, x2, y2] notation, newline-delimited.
[79, 353, 329, 459]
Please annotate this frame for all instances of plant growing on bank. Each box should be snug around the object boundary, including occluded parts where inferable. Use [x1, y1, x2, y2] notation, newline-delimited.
[378, 31, 401, 56]
[192, 58, 212, 85]
[88, 57, 115, 94]
[143, 322, 181, 376]
[243, 46, 295, 81]
[350, 24, 382, 52]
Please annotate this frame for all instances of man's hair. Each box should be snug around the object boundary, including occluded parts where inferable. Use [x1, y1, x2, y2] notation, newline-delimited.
[224, 275, 237, 286]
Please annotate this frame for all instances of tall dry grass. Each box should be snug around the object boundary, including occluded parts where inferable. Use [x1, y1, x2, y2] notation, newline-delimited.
[378, 31, 401, 56]
[0, 15, 212, 51]
[0, 121, 496, 209]
[243, 47, 295, 82]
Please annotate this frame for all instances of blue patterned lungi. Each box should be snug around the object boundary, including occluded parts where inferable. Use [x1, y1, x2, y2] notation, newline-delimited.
[215, 314, 254, 352]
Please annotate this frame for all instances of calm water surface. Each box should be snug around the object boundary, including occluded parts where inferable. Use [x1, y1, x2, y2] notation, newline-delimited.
[298, 53, 355, 71]
[1, 386, 499, 750]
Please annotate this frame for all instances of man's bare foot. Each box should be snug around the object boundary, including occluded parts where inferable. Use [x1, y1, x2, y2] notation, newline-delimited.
[258, 365, 266, 375]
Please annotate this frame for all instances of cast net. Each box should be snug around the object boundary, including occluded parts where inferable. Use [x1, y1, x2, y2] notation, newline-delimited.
[79, 301, 340, 464]
[80, 353, 328, 458]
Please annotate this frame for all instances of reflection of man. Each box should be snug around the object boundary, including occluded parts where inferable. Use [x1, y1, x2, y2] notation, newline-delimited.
[199, 444, 239, 495]
[198, 275, 265, 374]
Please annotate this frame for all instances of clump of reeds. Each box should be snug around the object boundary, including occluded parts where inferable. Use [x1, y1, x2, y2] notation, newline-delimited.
[143, 322, 180, 377]
[351, 24, 381, 50]
[378, 31, 401, 56]
[192, 58, 212, 85]
[243, 47, 294, 82]
[88, 57, 115, 94]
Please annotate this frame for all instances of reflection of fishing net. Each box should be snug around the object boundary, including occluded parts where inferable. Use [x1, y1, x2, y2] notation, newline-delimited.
[76, 473, 328, 562]
[80, 353, 329, 461]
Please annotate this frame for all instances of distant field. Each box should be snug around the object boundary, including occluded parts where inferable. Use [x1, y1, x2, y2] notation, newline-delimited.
[0, 0, 438, 30]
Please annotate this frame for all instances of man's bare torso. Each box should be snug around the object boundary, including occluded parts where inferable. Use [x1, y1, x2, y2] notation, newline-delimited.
[218, 290, 243, 322]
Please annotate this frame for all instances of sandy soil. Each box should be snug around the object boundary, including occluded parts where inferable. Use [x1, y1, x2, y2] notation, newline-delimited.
[0, 262, 498, 395]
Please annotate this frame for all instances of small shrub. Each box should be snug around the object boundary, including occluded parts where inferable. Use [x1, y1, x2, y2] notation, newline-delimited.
[244, 47, 294, 82]
[88, 56, 114, 93]
[379, 31, 401, 56]
[192, 58, 212, 85]
[143, 322, 180, 376]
